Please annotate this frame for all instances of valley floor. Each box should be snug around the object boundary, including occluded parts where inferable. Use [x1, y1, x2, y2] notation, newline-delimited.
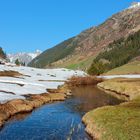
[1, 63, 140, 140]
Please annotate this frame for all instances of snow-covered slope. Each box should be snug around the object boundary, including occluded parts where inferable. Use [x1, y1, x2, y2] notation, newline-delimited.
[8, 50, 42, 65]
[0, 65, 86, 104]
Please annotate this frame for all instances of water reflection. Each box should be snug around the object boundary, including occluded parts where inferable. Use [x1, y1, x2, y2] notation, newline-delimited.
[71, 86, 123, 112]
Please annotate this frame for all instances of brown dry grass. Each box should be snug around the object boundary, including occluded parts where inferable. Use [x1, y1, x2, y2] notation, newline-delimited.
[0, 92, 67, 128]
[98, 78, 140, 100]
[66, 76, 103, 86]
[0, 70, 23, 77]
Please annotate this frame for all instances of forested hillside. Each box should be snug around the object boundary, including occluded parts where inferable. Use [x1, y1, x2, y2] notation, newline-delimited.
[88, 30, 140, 75]
[29, 37, 76, 68]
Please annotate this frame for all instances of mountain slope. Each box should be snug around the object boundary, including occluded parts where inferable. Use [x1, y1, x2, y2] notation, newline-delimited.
[29, 3, 140, 70]
[28, 37, 76, 68]
[88, 29, 140, 75]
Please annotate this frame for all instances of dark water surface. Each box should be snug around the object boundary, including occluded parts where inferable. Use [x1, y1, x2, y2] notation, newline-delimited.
[0, 86, 123, 140]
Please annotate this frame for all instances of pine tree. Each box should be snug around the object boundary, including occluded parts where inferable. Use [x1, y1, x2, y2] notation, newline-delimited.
[15, 59, 20, 66]
[0, 47, 6, 59]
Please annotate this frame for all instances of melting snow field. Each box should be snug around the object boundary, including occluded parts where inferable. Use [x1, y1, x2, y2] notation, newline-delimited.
[0, 64, 86, 104]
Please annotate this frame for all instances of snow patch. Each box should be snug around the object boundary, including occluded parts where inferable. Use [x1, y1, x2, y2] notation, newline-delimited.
[0, 64, 86, 103]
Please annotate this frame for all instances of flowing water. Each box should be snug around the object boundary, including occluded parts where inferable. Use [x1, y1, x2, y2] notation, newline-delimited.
[0, 86, 123, 140]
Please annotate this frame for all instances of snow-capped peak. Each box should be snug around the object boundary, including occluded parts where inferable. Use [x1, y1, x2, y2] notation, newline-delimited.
[128, 2, 140, 9]
[8, 50, 42, 65]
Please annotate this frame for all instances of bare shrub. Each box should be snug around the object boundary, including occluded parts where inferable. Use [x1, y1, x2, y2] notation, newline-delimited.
[66, 76, 103, 86]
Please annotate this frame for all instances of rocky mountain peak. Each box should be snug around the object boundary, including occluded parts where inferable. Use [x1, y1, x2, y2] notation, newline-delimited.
[8, 50, 42, 65]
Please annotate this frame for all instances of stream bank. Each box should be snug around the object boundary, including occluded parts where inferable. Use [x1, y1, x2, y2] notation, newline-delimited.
[0, 85, 69, 129]
[0, 85, 123, 140]
[83, 78, 140, 140]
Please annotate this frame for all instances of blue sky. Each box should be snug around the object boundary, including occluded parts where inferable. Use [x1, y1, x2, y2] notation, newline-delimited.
[0, 0, 139, 53]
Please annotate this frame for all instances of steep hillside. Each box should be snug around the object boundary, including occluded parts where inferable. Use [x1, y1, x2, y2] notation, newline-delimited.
[29, 3, 140, 70]
[88, 29, 140, 75]
[29, 37, 76, 68]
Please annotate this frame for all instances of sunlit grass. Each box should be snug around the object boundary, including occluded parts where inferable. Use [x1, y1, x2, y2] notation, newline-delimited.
[104, 61, 140, 75]
[83, 97, 140, 140]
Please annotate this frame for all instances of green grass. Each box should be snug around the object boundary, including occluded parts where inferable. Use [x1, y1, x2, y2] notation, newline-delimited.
[66, 63, 80, 69]
[66, 56, 95, 70]
[83, 97, 140, 140]
[104, 61, 140, 75]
